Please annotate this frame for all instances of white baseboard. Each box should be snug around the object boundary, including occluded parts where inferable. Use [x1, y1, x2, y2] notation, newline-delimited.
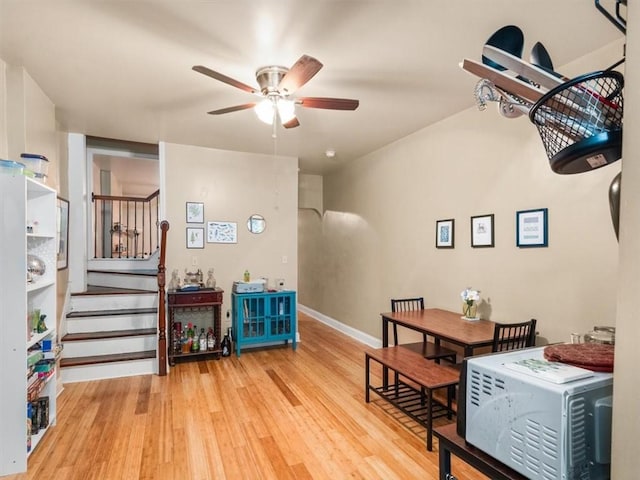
[297, 304, 382, 349]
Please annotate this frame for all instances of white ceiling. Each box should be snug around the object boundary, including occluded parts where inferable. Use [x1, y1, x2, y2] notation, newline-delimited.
[0, 1, 624, 175]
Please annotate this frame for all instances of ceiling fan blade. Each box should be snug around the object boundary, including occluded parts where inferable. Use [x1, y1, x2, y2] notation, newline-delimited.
[283, 117, 300, 129]
[278, 55, 323, 94]
[193, 65, 258, 94]
[207, 103, 256, 115]
[297, 97, 359, 110]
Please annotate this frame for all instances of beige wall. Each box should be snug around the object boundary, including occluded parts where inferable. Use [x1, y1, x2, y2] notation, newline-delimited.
[0, 59, 69, 350]
[300, 41, 623, 346]
[5, 66, 57, 166]
[163, 143, 298, 327]
[0, 59, 6, 158]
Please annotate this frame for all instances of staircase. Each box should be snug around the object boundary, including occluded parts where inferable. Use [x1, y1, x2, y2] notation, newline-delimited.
[60, 270, 159, 383]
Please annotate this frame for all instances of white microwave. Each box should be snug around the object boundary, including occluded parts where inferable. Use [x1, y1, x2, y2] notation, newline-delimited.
[458, 346, 613, 480]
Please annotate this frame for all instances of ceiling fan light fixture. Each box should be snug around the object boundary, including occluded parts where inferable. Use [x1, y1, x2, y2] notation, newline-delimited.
[255, 99, 275, 124]
[194, 54, 359, 130]
[277, 99, 296, 124]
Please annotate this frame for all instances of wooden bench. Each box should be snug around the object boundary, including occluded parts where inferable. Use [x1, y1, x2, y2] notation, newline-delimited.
[365, 346, 460, 451]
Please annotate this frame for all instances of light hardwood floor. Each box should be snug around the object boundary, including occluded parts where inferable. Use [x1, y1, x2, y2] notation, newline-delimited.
[9, 313, 489, 480]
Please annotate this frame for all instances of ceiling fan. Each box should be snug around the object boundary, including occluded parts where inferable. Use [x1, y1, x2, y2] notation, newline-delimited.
[192, 54, 359, 129]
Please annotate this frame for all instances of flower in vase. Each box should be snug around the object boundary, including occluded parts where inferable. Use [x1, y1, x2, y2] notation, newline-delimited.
[460, 288, 481, 318]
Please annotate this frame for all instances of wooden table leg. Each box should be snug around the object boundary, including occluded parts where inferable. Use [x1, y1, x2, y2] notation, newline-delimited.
[426, 387, 433, 451]
[365, 353, 371, 402]
[382, 317, 390, 388]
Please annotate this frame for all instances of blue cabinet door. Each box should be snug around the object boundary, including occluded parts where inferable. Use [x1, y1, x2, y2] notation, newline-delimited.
[233, 291, 296, 356]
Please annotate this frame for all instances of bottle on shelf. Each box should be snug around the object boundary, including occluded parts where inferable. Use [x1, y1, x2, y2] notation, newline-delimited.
[207, 327, 215, 351]
[173, 323, 182, 354]
[199, 328, 207, 351]
[191, 325, 200, 352]
[243, 269, 250, 282]
[181, 327, 190, 353]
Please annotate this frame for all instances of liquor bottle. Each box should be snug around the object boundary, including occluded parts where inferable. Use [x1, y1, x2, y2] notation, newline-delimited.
[199, 328, 207, 351]
[207, 327, 215, 351]
[221, 330, 231, 357]
[191, 325, 200, 352]
[181, 328, 190, 353]
[173, 324, 182, 354]
[226, 326, 234, 353]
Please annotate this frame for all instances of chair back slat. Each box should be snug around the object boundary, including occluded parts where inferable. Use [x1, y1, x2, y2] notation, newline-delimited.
[391, 297, 425, 312]
[492, 318, 537, 352]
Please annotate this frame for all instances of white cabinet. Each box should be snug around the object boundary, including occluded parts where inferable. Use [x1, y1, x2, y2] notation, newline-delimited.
[0, 175, 57, 476]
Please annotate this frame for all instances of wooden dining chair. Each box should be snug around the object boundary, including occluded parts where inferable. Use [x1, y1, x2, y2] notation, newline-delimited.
[492, 318, 537, 352]
[390, 297, 425, 345]
[390, 297, 457, 363]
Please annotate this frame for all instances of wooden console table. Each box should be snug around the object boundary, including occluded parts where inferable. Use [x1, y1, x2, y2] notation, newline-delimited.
[433, 423, 528, 480]
[167, 288, 223, 365]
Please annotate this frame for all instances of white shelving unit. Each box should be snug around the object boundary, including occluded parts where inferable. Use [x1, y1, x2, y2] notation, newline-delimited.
[0, 175, 57, 476]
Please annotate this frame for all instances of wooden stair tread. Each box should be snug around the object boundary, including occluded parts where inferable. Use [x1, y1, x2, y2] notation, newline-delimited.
[66, 307, 157, 319]
[73, 285, 155, 296]
[60, 350, 156, 368]
[62, 328, 157, 341]
[87, 269, 158, 277]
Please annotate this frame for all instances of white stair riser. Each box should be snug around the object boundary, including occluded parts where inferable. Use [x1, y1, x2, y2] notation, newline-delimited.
[61, 359, 157, 384]
[87, 271, 157, 291]
[66, 313, 157, 333]
[64, 335, 157, 357]
[87, 253, 159, 273]
[70, 293, 157, 312]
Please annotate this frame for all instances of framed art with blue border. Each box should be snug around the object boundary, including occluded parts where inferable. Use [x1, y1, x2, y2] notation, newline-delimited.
[436, 219, 455, 248]
[516, 208, 548, 247]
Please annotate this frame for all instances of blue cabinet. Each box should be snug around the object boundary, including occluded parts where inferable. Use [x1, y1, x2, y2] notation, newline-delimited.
[232, 291, 297, 356]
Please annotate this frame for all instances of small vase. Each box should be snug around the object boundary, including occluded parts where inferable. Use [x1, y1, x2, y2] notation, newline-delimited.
[462, 301, 477, 319]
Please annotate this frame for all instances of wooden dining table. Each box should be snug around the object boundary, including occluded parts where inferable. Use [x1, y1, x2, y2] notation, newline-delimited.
[381, 308, 497, 358]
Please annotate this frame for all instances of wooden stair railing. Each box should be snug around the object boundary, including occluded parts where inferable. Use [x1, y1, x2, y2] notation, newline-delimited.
[158, 220, 170, 376]
[92, 190, 160, 259]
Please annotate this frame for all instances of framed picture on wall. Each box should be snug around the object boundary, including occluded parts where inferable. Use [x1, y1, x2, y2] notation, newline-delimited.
[186, 202, 204, 223]
[516, 208, 548, 247]
[186, 227, 204, 249]
[207, 221, 238, 243]
[471, 214, 494, 248]
[57, 196, 69, 270]
[435, 219, 455, 248]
